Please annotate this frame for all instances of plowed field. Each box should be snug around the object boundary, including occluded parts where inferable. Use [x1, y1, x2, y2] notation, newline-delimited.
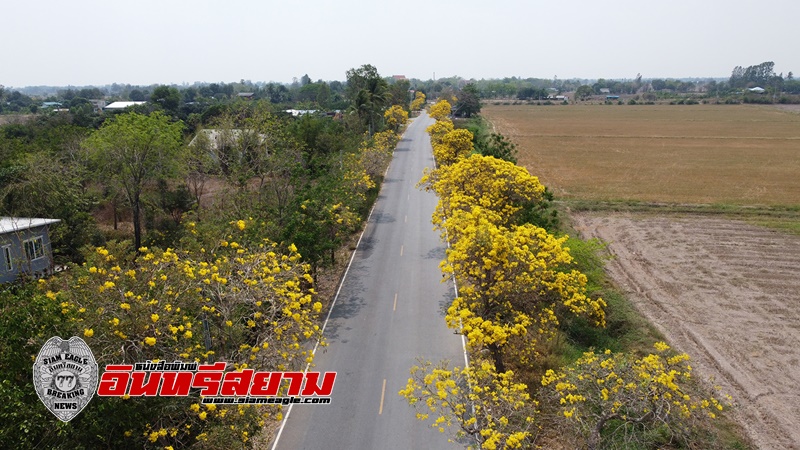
[574, 213, 800, 449]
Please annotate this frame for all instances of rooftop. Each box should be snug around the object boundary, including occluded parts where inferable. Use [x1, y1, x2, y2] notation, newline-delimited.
[104, 101, 147, 109]
[0, 217, 61, 234]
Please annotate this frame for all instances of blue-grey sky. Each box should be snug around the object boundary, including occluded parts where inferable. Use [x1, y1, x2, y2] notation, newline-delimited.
[2, 0, 797, 87]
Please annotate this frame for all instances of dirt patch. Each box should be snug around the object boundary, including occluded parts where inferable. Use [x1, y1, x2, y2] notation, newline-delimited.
[573, 213, 800, 449]
[772, 104, 800, 114]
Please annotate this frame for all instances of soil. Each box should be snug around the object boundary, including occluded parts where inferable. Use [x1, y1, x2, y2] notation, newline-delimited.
[572, 213, 800, 450]
[772, 104, 800, 114]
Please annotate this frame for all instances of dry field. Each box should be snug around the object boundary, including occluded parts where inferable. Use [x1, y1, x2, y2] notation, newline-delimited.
[483, 105, 800, 448]
[483, 104, 800, 206]
[574, 214, 800, 449]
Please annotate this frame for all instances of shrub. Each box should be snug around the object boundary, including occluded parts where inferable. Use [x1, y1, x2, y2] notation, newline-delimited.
[542, 343, 731, 450]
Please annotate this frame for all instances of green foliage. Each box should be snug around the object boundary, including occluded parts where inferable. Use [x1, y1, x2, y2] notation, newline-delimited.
[478, 132, 518, 164]
[0, 284, 71, 449]
[151, 85, 181, 116]
[454, 83, 481, 118]
[83, 111, 185, 250]
[346, 64, 388, 136]
[143, 179, 194, 248]
[288, 113, 354, 177]
[517, 87, 551, 101]
[0, 116, 102, 263]
[729, 61, 775, 88]
[516, 186, 560, 231]
[386, 78, 411, 109]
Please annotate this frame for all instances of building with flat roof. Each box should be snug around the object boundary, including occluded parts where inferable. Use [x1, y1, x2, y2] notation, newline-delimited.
[0, 217, 60, 283]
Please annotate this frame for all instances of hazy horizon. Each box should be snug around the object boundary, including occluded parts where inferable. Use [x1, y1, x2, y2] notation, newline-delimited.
[2, 0, 797, 88]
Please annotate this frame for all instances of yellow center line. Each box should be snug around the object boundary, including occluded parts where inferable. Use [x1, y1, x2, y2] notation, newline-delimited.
[379, 378, 387, 415]
[393, 293, 398, 311]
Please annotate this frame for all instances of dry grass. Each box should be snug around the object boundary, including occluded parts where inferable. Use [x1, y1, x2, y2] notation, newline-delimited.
[483, 104, 800, 206]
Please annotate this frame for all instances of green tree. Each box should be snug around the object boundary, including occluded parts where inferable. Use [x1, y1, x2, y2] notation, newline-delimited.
[387, 78, 411, 109]
[128, 89, 146, 101]
[1, 151, 101, 263]
[83, 112, 184, 250]
[730, 61, 776, 88]
[455, 83, 481, 118]
[477, 132, 517, 164]
[346, 64, 388, 135]
[150, 85, 181, 115]
[575, 85, 593, 101]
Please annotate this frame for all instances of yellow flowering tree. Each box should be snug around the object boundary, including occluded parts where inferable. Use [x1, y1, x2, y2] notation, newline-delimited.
[383, 105, 409, 132]
[420, 154, 546, 232]
[360, 130, 400, 181]
[399, 360, 537, 450]
[43, 220, 323, 448]
[426, 118, 454, 147]
[429, 99, 452, 121]
[411, 91, 426, 111]
[432, 128, 474, 167]
[442, 207, 606, 372]
[541, 343, 731, 450]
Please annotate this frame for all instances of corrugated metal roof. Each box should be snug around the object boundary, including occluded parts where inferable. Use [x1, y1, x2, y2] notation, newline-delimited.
[104, 101, 147, 109]
[0, 217, 61, 234]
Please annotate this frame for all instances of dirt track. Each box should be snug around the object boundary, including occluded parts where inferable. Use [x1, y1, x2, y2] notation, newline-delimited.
[573, 213, 800, 450]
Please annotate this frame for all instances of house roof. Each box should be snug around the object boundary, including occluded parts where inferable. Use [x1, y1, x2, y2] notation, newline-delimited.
[104, 101, 147, 109]
[0, 217, 61, 234]
[284, 109, 318, 117]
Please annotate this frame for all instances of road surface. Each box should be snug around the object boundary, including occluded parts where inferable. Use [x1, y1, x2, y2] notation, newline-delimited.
[272, 112, 467, 449]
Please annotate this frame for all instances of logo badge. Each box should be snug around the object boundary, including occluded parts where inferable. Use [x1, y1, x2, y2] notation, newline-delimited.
[33, 336, 98, 422]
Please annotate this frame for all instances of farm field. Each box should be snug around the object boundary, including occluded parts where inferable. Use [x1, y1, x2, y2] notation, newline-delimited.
[574, 213, 800, 449]
[483, 104, 800, 206]
[483, 104, 800, 448]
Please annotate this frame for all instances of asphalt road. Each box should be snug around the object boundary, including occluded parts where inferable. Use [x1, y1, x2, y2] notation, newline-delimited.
[272, 112, 467, 450]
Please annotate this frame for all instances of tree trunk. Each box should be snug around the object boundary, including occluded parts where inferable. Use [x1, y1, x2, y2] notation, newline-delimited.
[113, 198, 118, 230]
[589, 413, 619, 450]
[488, 343, 505, 373]
[132, 195, 142, 251]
